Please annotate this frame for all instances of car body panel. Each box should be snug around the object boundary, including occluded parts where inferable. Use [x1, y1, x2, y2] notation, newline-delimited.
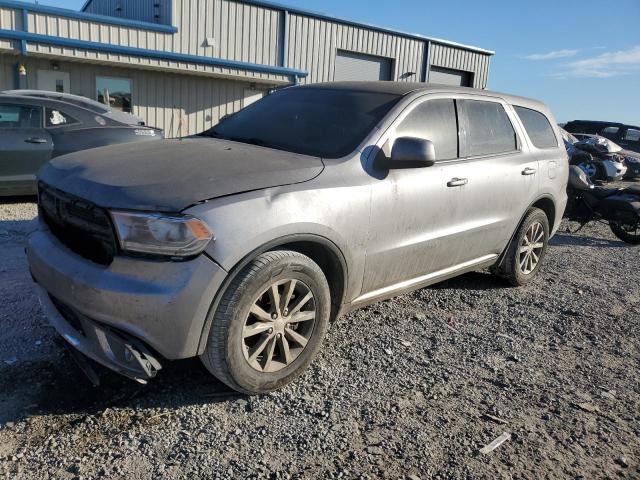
[27, 82, 569, 369]
[39, 137, 325, 211]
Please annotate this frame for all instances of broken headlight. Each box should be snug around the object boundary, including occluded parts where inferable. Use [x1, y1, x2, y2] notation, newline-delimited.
[111, 211, 214, 257]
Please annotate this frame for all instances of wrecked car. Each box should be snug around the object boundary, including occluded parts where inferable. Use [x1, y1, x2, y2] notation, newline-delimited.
[28, 82, 568, 394]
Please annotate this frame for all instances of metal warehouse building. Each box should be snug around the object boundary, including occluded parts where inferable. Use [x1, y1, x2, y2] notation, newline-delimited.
[0, 0, 494, 137]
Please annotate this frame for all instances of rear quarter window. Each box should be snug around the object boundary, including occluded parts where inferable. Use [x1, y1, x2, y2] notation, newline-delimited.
[514, 106, 558, 149]
[462, 100, 517, 157]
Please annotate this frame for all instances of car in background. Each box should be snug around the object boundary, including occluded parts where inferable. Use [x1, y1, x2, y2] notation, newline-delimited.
[0, 94, 163, 196]
[3, 90, 146, 126]
[564, 120, 640, 154]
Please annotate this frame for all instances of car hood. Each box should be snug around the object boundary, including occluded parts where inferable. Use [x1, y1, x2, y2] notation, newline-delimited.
[38, 138, 324, 211]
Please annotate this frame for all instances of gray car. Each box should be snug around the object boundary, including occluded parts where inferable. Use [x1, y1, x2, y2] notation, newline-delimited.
[27, 82, 568, 394]
[0, 94, 162, 196]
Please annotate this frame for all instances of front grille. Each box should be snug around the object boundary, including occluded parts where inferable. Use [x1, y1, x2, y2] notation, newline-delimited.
[38, 182, 117, 265]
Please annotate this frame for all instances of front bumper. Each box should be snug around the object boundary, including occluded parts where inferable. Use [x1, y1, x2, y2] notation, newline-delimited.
[27, 227, 228, 366]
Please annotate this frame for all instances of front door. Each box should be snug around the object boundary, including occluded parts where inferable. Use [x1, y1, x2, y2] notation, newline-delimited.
[362, 97, 478, 295]
[0, 104, 52, 195]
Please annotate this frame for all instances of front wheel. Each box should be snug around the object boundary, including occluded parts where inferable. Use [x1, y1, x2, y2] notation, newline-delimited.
[610, 222, 640, 245]
[201, 250, 331, 394]
[493, 208, 550, 286]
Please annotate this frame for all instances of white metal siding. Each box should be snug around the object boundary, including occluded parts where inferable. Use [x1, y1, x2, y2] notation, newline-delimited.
[286, 13, 425, 84]
[3, 55, 267, 137]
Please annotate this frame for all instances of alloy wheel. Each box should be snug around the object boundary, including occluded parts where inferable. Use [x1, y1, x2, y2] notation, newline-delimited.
[242, 279, 316, 373]
[578, 162, 597, 180]
[519, 221, 545, 275]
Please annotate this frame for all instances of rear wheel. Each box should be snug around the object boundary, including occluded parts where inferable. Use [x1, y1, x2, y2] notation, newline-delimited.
[493, 208, 550, 286]
[610, 222, 640, 245]
[201, 250, 331, 394]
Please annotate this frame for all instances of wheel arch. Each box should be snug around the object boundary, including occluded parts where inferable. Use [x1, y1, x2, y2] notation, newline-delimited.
[197, 234, 348, 355]
[495, 194, 557, 269]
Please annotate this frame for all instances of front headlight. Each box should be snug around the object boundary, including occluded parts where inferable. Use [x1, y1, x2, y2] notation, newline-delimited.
[111, 211, 214, 257]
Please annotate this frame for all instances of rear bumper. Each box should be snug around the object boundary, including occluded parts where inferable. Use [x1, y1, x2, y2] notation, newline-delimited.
[27, 227, 228, 361]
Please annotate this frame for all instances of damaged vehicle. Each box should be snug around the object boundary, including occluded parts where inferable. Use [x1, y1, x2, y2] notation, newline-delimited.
[28, 82, 568, 394]
[0, 93, 162, 196]
[573, 134, 640, 181]
[560, 129, 630, 182]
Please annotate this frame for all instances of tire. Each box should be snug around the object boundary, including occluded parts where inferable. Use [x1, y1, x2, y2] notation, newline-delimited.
[200, 250, 331, 394]
[493, 208, 550, 286]
[610, 222, 640, 245]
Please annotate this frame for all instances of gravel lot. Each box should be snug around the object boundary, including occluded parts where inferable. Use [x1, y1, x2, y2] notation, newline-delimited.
[0, 194, 638, 479]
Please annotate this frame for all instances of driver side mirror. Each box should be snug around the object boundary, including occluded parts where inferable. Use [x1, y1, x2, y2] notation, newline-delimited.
[388, 137, 436, 169]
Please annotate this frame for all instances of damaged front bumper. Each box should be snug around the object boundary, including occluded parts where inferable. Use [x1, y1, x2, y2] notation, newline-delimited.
[35, 285, 162, 383]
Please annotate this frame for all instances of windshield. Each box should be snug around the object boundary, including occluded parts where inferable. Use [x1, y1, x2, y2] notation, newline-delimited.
[199, 87, 401, 158]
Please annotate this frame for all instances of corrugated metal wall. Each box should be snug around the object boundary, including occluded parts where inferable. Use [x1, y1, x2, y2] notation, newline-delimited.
[428, 43, 490, 89]
[83, 0, 172, 25]
[4, 55, 263, 137]
[286, 13, 425, 84]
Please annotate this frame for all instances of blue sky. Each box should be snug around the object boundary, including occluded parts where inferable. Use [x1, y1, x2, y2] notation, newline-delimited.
[30, 0, 640, 124]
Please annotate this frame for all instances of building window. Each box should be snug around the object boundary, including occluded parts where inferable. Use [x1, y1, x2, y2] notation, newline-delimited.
[96, 76, 132, 113]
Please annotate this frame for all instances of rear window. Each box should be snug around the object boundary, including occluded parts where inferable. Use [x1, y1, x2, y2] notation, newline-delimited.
[514, 106, 558, 149]
[396, 99, 458, 160]
[463, 100, 517, 157]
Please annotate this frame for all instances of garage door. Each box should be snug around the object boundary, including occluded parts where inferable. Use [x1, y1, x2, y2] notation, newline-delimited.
[334, 50, 393, 81]
[429, 67, 473, 87]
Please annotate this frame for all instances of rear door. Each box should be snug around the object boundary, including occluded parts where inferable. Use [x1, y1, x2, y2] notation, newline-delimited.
[0, 104, 52, 195]
[453, 98, 539, 263]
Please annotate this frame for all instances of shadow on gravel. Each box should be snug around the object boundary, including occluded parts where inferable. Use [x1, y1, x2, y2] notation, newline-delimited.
[550, 232, 627, 248]
[432, 270, 505, 291]
[0, 347, 242, 425]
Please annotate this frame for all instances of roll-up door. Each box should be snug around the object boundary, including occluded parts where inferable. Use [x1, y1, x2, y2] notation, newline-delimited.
[334, 50, 393, 81]
[429, 66, 473, 87]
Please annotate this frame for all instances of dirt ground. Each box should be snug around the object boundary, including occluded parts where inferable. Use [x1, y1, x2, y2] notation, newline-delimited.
[0, 196, 638, 479]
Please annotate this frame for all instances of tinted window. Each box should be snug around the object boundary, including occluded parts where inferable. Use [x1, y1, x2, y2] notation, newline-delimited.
[200, 88, 401, 158]
[463, 100, 517, 156]
[624, 128, 640, 142]
[601, 126, 619, 136]
[0, 104, 41, 129]
[514, 106, 558, 149]
[396, 99, 458, 160]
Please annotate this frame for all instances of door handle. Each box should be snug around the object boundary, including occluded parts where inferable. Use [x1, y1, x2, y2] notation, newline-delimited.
[25, 138, 48, 144]
[447, 177, 468, 187]
[522, 167, 537, 176]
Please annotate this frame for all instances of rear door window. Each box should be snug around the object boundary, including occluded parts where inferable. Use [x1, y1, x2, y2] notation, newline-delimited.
[0, 104, 42, 129]
[461, 100, 517, 157]
[396, 99, 459, 160]
[623, 128, 640, 142]
[514, 106, 558, 149]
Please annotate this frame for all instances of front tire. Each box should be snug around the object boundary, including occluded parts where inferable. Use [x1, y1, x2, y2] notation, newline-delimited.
[493, 208, 550, 286]
[201, 250, 331, 394]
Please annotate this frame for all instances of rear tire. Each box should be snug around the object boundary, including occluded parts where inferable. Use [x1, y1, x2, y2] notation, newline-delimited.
[610, 222, 640, 245]
[200, 250, 331, 394]
[493, 208, 550, 286]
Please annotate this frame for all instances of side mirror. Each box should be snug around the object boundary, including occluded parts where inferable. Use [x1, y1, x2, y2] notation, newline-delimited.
[389, 137, 436, 169]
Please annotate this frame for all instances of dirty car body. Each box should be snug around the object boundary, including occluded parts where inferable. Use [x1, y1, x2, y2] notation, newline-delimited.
[27, 83, 569, 390]
[0, 94, 162, 196]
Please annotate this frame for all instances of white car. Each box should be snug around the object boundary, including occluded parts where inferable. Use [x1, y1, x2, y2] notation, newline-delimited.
[2, 90, 145, 126]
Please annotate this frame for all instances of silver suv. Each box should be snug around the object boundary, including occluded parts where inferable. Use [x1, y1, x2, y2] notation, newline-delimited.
[27, 82, 568, 394]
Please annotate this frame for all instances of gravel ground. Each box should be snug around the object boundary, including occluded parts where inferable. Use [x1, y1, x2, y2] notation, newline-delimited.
[0, 194, 639, 479]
